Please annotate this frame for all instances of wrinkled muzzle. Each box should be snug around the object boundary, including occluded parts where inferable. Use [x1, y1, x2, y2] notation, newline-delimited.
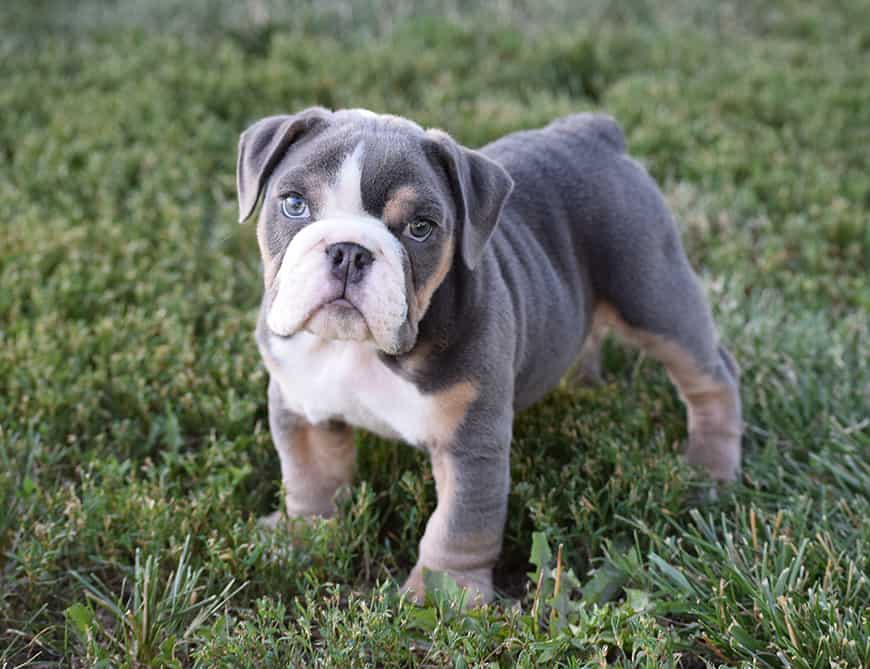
[266, 216, 413, 354]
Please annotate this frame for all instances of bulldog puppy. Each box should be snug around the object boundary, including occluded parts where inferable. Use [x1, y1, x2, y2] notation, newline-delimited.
[236, 108, 742, 605]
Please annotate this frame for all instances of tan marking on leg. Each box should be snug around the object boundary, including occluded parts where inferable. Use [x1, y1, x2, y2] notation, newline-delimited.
[415, 236, 455, 318]
[595, 303, 742, 481]
[429, 379, 478, 449]
[422, 451, 501, 568]
[403, 447, 496, 606]
[278, 422, 356, 518]
[382, 185, 418, 229]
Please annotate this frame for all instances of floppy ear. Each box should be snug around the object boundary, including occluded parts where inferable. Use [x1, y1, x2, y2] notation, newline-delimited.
[425, 130, 514, 270]
[236, 107, 331, 223]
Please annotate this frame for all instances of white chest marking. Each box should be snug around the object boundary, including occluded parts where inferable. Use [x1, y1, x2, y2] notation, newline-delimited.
[267, 332, 437, 446]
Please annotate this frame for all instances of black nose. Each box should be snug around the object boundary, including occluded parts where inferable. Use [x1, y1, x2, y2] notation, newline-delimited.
[325, 242, 374, 284]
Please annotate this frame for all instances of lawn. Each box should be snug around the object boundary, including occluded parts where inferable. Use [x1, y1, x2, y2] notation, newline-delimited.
[1, 1, 868, 666]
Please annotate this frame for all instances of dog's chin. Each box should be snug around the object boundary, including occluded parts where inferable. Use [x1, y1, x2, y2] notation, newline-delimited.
[269, 297, 416, 355]
[303, 300, 372, 343]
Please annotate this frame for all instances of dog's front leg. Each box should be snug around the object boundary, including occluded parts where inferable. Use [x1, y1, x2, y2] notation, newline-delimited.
[403, 410, 512, 606]
[261, 378, 356, 527]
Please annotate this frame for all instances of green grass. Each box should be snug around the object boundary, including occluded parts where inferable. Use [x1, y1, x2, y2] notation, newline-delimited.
[1, 1, 868, 666]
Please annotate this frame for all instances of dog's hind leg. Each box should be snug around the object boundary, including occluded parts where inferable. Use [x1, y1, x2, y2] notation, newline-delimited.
[565, 315, 606, 388]
[586, 186, 742, 480]
[590, 239, 742, 481]
[598, 294, 742, 481]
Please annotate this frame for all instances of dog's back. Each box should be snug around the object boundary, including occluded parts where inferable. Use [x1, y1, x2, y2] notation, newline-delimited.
[481, 114, 648, 406]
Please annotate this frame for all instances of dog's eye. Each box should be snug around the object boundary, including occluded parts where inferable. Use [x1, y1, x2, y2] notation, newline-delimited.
[281, 194, 310, 219]
[405, 219, 434, 242]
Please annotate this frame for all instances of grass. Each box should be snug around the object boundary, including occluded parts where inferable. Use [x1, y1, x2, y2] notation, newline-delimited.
[0, 0, 868, 666]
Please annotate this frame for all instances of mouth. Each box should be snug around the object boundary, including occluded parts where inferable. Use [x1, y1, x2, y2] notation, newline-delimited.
[316, 296, 367, 322]
[268, 293, 369, 341]
[316, 295, 369, 328]
[326, 297, 356, 311]
[288, 294, 372, 344]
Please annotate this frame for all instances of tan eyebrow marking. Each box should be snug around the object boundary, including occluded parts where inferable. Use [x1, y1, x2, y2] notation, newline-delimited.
[383, 185, 418, 228]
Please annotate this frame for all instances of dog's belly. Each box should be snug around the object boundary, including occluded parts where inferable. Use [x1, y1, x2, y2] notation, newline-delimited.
[264, 332, 435, 445]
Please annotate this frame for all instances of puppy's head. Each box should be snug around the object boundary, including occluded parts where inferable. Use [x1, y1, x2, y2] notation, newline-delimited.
[236, 108, 513, 355]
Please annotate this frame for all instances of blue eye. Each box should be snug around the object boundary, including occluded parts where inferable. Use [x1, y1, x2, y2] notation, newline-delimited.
[281, 194, 310, 219]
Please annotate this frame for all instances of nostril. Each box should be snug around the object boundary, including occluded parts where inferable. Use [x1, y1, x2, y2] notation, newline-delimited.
[326, 246, 345, 266]
[354, 248, 374, 269]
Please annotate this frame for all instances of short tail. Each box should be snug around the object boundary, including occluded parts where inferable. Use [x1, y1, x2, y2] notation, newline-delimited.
[553, 112, 626, 153]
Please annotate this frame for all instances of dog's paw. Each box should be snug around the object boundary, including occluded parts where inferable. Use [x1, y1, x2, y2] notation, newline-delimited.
[401, 563, 494, 608]
[257, 510, 285, 530]
[257, 509, 331, 533]
[685, 429, 741, 483]
[257, 511, 287, 530]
